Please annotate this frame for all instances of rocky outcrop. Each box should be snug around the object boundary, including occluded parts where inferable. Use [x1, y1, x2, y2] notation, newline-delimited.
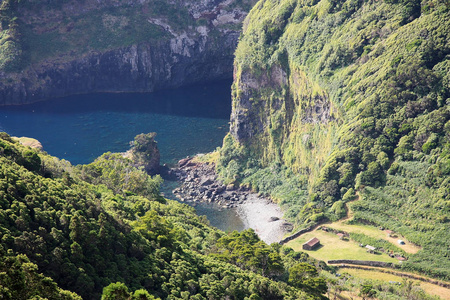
[171, 157, 248, 208]
[0, 0, 254, 105]
[129, 133, 161, 175]
[230, 65, 335, 145]
[230, 65, 290, 144]
[13, 137, 43, 150]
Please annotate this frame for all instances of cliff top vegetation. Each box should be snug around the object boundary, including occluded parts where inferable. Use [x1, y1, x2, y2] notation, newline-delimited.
[217, 0, 450, 281]
[0, 0, 256, 74]
[0, 132, 329, 299]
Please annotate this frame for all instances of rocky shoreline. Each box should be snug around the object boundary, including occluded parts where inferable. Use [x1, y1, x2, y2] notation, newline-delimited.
[171, 157, 249, 208]
[167, 157, 294, 244]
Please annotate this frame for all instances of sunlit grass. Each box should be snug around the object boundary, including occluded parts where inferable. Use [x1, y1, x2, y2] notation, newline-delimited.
[286, 230, 399, 263]
[193, 150, 220, 164]
[13, 136, 43, 149]
[327, 220, 421, 254]
[341, 268, 450, 300]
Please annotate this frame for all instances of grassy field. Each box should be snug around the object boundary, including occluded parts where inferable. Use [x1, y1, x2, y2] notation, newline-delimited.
[286, 230, 399, 263]
[327, 220, 422, 254]
[322, 197, 422, 254]
[339, 291, 363, 300]
[341, 268, 450, 300]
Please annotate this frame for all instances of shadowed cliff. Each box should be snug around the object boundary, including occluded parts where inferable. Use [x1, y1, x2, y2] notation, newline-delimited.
[0, 0, 255, 105]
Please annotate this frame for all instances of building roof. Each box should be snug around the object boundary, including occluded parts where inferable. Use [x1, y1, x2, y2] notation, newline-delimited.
[304, 237, 320, 247]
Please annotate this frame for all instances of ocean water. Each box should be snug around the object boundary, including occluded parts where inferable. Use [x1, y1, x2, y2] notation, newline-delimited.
[0, 80, 245, 231]
[0, 81, 232, 165]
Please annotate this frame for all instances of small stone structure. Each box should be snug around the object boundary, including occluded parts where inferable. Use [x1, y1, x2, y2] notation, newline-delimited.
[303, 237, 320, 250]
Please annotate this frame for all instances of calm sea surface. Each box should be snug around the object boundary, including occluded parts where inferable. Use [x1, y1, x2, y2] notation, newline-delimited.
[0, 80, 245, 231]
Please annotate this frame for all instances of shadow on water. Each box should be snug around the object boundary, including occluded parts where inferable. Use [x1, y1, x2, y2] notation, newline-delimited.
[1, 80, 232, 119]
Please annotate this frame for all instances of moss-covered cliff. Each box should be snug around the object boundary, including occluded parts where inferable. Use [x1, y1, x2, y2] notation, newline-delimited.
[218, 0, 450, 279]
[0, 0, 255, 104]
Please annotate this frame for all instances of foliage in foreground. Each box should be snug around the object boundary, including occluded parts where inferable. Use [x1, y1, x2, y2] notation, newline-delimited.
[0, 133, 324, 299]
[0, 251, 82, 300]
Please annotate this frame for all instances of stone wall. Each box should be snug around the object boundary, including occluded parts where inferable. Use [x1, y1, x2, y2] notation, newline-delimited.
[328, 260, 395, 268]
[279, 226, 312, 245]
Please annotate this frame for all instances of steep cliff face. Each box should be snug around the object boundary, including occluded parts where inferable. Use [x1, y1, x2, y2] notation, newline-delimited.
[220, 0, 450, 280]
[218, 0, 450, 276]
[0, 33, 237, 105]
[0, 0, 254, 105]
[230, 63, 337, 182]
[226, 0, 450, 196]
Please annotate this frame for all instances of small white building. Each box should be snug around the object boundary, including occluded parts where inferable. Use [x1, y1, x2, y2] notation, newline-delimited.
[365, 245, 376, 253]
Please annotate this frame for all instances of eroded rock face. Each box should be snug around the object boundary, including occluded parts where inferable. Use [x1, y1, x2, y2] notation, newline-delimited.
[230, 65, 335, 145]
[0, 0, 254, 105]
[227, 55, 338, 179]
[0, 36, 235, 104]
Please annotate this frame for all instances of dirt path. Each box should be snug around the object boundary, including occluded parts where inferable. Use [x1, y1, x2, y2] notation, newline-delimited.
[340, 193, 360, 222]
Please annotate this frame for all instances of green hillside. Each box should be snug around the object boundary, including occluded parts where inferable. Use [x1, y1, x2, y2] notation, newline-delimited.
[0, 133, 328, 299]
[218, 0, 450, 280]
[1, 0, 449, 296]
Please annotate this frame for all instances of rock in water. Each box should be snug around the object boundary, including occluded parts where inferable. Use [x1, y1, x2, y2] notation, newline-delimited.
[130, 133, 160, 175]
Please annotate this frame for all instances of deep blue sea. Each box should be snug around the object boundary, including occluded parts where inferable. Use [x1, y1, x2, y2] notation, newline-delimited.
[0, 81, 232, 165]
[0, 80, 245, 231]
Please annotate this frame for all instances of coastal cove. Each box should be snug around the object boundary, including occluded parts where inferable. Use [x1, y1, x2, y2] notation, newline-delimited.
[0, 80, 285, 239]
[0, 81, 232, 165]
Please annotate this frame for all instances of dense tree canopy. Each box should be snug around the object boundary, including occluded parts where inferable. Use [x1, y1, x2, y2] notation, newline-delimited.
[0, 133, 323, 299]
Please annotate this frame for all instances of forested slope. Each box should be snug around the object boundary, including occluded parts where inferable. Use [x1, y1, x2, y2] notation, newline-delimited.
[217, 0, 450, 280]
[0, 133, 328, 299]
